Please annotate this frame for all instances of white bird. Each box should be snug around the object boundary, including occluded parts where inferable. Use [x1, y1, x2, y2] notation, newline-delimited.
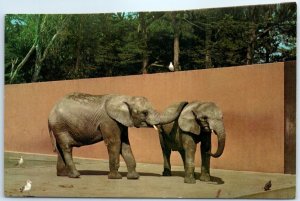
[16, 156, 24, 167]
[168, 62, 174, 71]
[19, 180, 32, 194]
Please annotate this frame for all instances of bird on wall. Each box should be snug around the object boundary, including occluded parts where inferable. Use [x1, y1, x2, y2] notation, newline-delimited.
[264, 180, 272, 191]
[19, 180, 32, 195]
[16, 156, 24, 167]
[168, 62, 174, 72]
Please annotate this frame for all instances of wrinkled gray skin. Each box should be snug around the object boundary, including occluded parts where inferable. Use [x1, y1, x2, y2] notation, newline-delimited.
[48, 92, 187, 179]
[157, 101, 226, 184]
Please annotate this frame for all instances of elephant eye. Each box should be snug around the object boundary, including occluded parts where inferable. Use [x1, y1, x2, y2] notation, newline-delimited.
[142, 111, 148, 116]
[201, 116, 208, 121]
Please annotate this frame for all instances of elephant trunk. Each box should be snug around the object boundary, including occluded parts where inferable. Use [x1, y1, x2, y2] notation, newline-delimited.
[209, 121, 226, 158]
[158, 102, 188, 125]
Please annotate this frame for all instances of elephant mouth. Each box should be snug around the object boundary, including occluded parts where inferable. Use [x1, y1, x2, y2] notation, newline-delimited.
[203, 126, 212, 133]
[135, 121, 150, 128]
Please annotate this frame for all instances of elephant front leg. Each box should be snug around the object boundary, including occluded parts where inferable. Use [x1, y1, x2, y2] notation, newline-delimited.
[182, 135, 196, 184]
[106, 137, 122, 179]
[121, 130, 139, 179]
[200, 133, 211, 182]
[159, 133, 172, 176]
[162, 149, 172, 176]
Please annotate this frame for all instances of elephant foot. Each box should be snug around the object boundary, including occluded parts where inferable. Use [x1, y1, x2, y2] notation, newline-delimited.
[162, 168, 172, 176]
[200, 173, 211, 182]
[127, 171, 139, 179]
[57, 168, 69, 177]
[57, 166, 80, 178]
[68, 170, 80, 178]
[57, 171, 68, 177]
[108, 171, 122, 179]
[184, 176, 196, 184]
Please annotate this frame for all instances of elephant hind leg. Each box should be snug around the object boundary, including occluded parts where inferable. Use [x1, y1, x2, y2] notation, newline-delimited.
[61, 146, 80, 178]
[56, 143, 68, 176]
[55, 133, 80, 178]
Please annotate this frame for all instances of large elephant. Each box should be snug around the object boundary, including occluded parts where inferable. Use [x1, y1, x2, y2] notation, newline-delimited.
[156, 101, 226, 184]
[48, 92, 187, 179]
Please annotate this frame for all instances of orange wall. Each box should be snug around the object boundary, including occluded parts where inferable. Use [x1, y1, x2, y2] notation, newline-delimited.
[5, 62, 287, 173]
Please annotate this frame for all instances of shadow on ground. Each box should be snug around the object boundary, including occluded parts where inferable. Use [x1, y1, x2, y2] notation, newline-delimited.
[79, 170, 224, 184]
[168, 171, 224, 184]
[79, 170, 161, 177]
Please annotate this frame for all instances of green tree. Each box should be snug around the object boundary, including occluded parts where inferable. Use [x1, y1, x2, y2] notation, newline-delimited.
[4, 3, 296, 84]
[5, 14, 69, 83]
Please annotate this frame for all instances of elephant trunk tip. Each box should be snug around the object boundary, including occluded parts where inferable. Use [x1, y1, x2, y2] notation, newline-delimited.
[208, 151, 223, 158]
[209, 131, 225, 158]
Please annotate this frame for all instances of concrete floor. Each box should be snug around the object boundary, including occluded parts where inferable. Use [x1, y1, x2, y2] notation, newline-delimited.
[4, 151, 296, 198]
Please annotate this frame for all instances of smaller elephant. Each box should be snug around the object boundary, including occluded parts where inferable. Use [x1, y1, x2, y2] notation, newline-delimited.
[156, 101, 226, 184]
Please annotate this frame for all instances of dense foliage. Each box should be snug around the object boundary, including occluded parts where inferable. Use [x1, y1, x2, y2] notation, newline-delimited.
[5, 3, 296, 84]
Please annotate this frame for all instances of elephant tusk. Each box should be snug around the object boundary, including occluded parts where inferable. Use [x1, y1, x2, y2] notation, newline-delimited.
[153, 125, 158, 131]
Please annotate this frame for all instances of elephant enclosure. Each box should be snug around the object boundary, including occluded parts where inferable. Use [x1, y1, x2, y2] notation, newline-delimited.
[4, 62, 296, 174]
[4, 152, 296, 198]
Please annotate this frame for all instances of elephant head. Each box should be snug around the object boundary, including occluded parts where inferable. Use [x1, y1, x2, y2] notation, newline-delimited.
[178, 102, 226, 158]
[106, 95, 188, 128]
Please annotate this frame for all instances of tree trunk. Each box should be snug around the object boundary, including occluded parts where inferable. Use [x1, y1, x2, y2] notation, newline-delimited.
[9, 44, 36, 83]
[173, 32, 180, 71]
[246, 24, 256, 65]
[246, 7, 258, 65]
[32, 15, 67, 82]
[172, 12, 181, 71]
[107, 67, 113, 77]
[142, 55, 149, 74]
[75, 19, 82, 77]
[205, 26, 212, 68]
[265, 29, 271, 63]
[75, 45, 81, 75]
[32, 60, 42, 82]
[31, 15, 43, 82]
[139, 13, 149, 74]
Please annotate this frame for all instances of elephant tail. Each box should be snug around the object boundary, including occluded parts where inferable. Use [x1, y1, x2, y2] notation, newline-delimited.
[48, 121, 57, 153]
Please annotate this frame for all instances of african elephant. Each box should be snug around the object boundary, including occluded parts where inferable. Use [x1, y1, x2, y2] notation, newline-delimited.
[156, 101, 226, 184]
[48, 92, 187, 179]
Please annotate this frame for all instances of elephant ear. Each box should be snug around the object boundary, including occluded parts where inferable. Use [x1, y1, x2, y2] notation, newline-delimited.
[178, 102, 201, 135]
[105, 96, 134, 127]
